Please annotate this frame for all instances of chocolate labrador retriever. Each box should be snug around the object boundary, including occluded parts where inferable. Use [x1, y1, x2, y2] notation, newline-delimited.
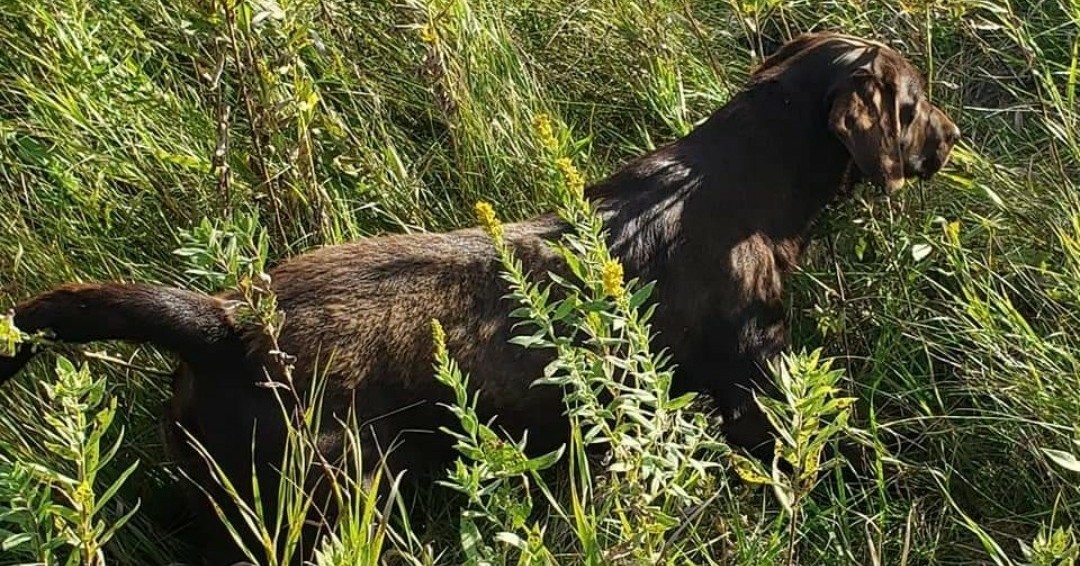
[1, 32, 959, 562]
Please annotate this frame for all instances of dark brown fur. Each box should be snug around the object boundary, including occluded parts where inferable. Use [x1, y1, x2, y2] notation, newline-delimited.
[0, 32, 959, 564]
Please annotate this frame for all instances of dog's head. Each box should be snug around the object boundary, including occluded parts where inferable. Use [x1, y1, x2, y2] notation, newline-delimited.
[755, 32, 961, 193]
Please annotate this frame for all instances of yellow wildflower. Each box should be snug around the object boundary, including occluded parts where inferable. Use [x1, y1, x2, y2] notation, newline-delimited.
[555, 157, 585, 197]
[431, 318, 447, 358]
[418, 23, 438, 45]
[74, 479, 94, 508]
[0, 313, 23, 358]
[945, 220, 961, 246]
[601, 259, 625, 300]
[474, 200, 504, 243]
[532, 113, 558, 152]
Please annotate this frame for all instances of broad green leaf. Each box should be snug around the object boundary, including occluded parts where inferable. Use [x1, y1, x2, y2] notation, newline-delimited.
[731, 453, 772, 485]
[1043, 448, 1080, 473]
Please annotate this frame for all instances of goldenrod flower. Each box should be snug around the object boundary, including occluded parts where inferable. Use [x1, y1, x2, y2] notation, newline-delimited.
[418, 23, 438, 45]
[431, 318, 447, 358]
[945, 220, 961, 245]
[74, 479, 94, 508]
[0, 313, 22, 358]
[555, 157, 585, 197]
[474, 200, 504, 243]
[601, 259, 625, 300]
[532, 113, 558, 152]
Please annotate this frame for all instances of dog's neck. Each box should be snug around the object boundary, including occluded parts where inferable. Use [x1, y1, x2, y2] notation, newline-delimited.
[589, 84, 854, 281]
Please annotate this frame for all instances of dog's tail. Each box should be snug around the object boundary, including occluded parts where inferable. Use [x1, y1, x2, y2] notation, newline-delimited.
[1, 283, 241, 384]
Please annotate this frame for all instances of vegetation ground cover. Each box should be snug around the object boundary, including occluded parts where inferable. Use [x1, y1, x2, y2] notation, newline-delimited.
[0, 0, 1077, 564]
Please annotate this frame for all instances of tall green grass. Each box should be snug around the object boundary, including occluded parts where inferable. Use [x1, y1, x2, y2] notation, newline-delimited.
[1, 0, 1078, 564]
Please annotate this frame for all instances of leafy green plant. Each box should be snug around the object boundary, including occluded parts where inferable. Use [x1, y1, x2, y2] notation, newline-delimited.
[431, 115, 727, 564]
[729, 349, 859, 565]
[172, 212, 420, 566]
[0, 356, 138, 566]
[1021, 525, 1079, 566]
[1, 0, 1079, 563]
[431, 318, 562, 565]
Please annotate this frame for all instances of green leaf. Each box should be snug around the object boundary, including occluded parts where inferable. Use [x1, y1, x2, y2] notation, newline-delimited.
[459, 517, 490, 561]
[92, 461, 139, 516]
[494, 531, 526, 549]
[526, 447, 565, 472]
[1, 533, 33, 552]
[508, 334, 547, 349]
[730, 453, 772, 485]
[855, 236, 868, 261]
[551, 296, 579, 322]
[911, 243, 933, 261]
[627, 280, 656, 309]
[562, 252, 585, 282]
[771, 481, 794, 515]
[1042, 448, 1080, 473]
[508, 307, 533, 320]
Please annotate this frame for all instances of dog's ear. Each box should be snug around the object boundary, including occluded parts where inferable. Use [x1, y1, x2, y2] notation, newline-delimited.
[829, 70, 904, 192]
